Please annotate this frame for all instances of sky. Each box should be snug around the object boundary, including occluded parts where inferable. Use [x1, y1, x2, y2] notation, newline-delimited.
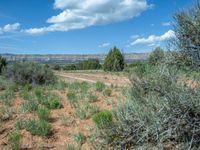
[0, 0, 193, 54]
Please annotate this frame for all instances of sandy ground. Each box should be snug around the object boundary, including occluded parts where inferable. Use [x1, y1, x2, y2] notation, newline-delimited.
[0, 77, 126, 150]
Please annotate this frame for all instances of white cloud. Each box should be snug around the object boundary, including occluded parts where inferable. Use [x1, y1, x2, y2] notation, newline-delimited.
[162, 22, 171, 26]
[0, 23, 20, 34]
[25, 0, 151, 34]
[131, 30, 175, 45]
[99, 42, 110, 48]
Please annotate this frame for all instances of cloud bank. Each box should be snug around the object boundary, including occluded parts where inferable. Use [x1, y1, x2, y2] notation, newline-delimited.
[131, 30, 175, 46]
[25, 0, 151, 34]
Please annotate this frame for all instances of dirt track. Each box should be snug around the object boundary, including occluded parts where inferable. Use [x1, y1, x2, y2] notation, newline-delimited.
[55, 71, 131, 86]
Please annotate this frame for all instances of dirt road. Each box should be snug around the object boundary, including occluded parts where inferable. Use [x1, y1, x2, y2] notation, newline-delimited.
[55, 71, 131, 86]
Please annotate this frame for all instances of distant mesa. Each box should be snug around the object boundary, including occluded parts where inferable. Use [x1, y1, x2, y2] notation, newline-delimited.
[1, 53, 149, 64]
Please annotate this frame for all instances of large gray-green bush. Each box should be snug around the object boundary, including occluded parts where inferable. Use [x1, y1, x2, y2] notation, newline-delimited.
[5, 62, 56, 85]
[173, 2, 200, 68]
[96, 65, 200, 149]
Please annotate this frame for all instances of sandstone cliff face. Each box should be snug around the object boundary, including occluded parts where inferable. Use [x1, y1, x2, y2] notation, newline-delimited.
[1, 53, 149, 64]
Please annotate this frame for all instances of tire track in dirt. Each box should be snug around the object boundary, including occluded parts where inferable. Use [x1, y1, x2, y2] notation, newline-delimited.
[55, 71, 130, 87]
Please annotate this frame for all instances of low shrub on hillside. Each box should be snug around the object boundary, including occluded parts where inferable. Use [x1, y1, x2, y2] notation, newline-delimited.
[96, 65, 200, 149]
[93, 111, 113, 129]
[5, 62, 56, 85]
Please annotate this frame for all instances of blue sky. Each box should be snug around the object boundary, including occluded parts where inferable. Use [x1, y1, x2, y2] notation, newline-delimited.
[0, 0, 192, 54]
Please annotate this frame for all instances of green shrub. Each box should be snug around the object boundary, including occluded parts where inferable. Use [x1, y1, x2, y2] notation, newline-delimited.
[25, 119, 52, 137]
[103, 88, 112, 96]
[103, 46, 125, 71]
[5, 62, 56, 85]
[93, 111, 113, 129]
[96, 81, 105, 92]
[37, 106, 51, 121]
[74, 133, 86, 145]
[8, 130, 21, 150]
[0, 55, 7, 74]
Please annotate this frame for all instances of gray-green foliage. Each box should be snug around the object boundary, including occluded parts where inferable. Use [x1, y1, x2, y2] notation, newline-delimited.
[97, 65, 200, 149]
[0, 90, 15, 106]
[149, 47, 165, 65]
[173, 2, 200, 68]
[5, 62, 56, 85]
[18, 119, 52, 137]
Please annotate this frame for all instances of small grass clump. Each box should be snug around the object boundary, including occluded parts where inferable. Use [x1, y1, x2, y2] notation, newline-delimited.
[67, 91, 78, 107]
[88, 94, 98, 102]
[37, 106, 51, 121]
[74, 132, 86, 145]
[93, 111, 113, 129]
[95, 81, 105, 92]
[22, 99, 38, 113]
[35, 89, 61, 109]
[8, 130, 21, 150]
[25, 119, 52, 137]
[0, 90, 15, 106]
[0, 106, 14, 121]
[15, 118, 51, 137]
[103, 88, 112, 96]
[76, 103, 99, 119]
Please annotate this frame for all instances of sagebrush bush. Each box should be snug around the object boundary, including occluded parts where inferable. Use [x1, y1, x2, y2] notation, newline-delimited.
[5, 62, 56, 85]
[93, 111, 113, 129]
[97, 65, 200, 149]
[8, 130, 21, 150]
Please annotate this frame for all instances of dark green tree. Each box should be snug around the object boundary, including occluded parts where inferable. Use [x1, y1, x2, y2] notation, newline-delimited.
[173, 2, 200, 67]
[149, 47, 165, 65]
[0, 55, 7, 74]
[103, 47, 124, 71]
